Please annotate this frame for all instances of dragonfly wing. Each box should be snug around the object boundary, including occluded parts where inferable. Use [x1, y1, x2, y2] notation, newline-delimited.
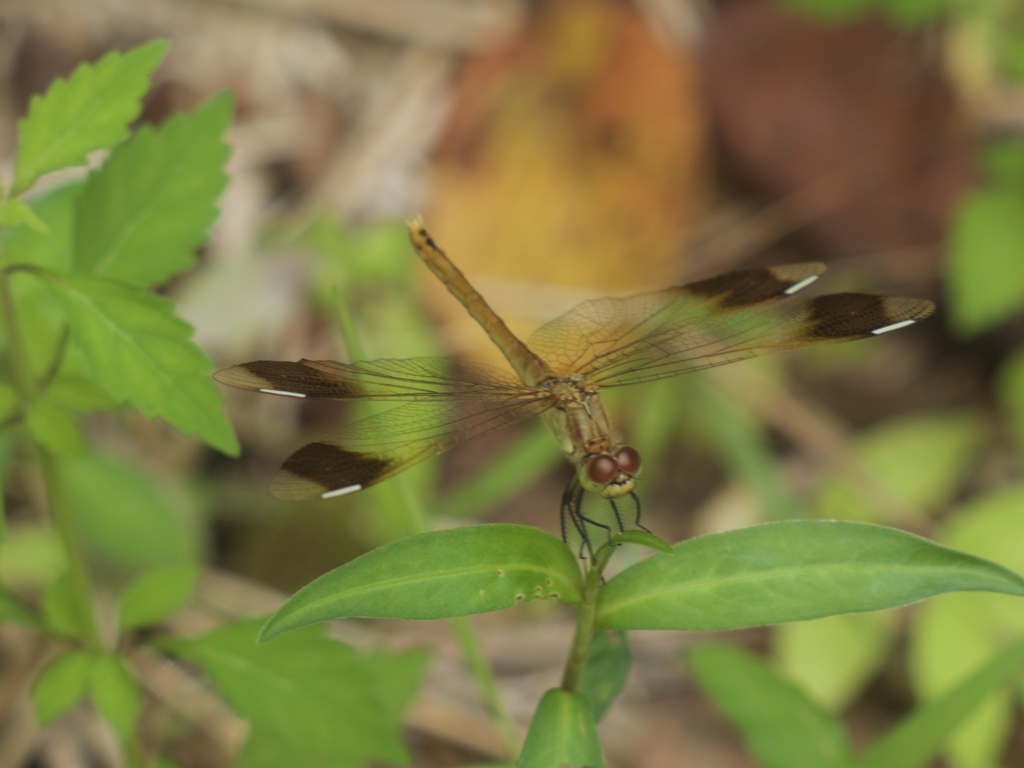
[584, 293, 934, 387]
[270, 395, 553, 500]
[527, 263, 827, 375]
[214, 356, 527, 401]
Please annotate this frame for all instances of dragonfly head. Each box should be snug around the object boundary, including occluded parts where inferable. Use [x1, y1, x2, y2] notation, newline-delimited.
[580, 446, 642, 499]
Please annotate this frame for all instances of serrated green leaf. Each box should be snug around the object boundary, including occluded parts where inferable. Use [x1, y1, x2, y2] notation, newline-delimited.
[89, 653, 140, 739]
[33, 649, 91, 724]
[76, 92, 232, 286]
[0, 198, 48, 232]
[517, 688, 604, 768]
[815, 411, 982, 524]
[595, 521, 1024, 631]
[162, 619, 428, 768]
[0, 183, 80, 270]
[261, 525, 583, 640]
[45, 272, 238, 455]
[578, 631, 630, 722]
[25, 397, 84, 454]
[13, 41, 168, 195]
[857, 637, 1024, 768]
[774, 611, 896, 710]
[688, 644, 852, 768]
[119, 563, 199, 631]
[62, 453, 198, 570]
[948, 188, 1024, 337]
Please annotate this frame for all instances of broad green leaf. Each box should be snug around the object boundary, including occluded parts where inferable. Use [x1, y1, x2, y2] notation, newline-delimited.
[0, 525, 64, 588]
[33, 649, 91, 724]
[857, 637, 1024, 768]
[687, 644, 852, 768]
[262, 524, 582, 639]
[13, 41, 168, 194]
[595, 521, 1024, 631]
[62, 453, 198, 571]
[0, 198, 47, 232]
[909, 486, 1024, 768]
[76, 92, 232, 286]
[997, 349, 1024, 458]
[578, 631, 630, 722]
[25, 397, 84, 454]
[162, 619, 427, 768]
[774, 611, 896, 710]
[45, 273, 239, 455]
[815, 411, 982, 524]
[89, 653, 141, 739]
[517, 688, 604, 768]
[948, 188, 1024, 337]
[0, 585, 38, 626]
[119, 563, 199, 631]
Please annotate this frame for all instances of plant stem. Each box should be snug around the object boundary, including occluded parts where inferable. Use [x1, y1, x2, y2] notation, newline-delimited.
[0, 270, 103, 651]
[561, 546, 614, 692]
[450, 615, 521, 760]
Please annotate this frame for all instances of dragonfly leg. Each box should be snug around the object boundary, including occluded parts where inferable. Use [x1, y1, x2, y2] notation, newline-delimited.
[608, 497, 626, 534]
[630, 490, 651, 533]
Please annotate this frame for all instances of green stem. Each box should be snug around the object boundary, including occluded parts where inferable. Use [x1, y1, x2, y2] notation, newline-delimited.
[450, 615, 521, 760]
[0, 270, 103, 651]
[561, 546, 614, 692]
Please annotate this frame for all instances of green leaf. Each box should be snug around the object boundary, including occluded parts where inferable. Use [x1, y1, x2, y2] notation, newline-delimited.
[89, 653, 141, 739]
[856, 637, 1024, 768]
[814, 411, 982, 524]
[687, 644, 852, 768]
[62, 453, 198, 571]
[162, 619, 428, 768]
[75, 92, 232, 286]
[578, 631, 630, 722]
[25, 397, 84, 454]
[609, 530, 672, 553]
[774, 611, 896, 710]
[517, 688, 605, 768]
[0, 198, 48, 232]
[33, 649, 91, 724]
[595, 521, 1024, 631]
[119, 563, 199, 631]
[262, 524, 582, 640]
[13, 40, 169, 195]
[948, 188, 1024, 336]
[45, 272, 239, 455]
[0, 183, 80, 270]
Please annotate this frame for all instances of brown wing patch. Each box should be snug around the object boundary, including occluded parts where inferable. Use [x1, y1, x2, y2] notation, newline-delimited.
[684, 263, 826, 307]
[805, 294, 935, 340]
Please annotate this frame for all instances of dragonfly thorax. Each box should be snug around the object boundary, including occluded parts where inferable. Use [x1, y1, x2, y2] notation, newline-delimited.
[537, 375, 642, 498]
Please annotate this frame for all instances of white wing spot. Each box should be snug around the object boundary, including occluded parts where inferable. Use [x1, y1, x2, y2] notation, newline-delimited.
[321, 485, 362, 499]
[259, 388, 307, 398]
[871, 319, 917, 335]
[784, 274, 820, 295]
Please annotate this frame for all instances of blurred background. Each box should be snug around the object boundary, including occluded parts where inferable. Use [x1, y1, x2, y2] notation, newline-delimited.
[1, 0, 1024, 766]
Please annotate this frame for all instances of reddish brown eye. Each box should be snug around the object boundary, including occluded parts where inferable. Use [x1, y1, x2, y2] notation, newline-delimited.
[616, 446, 641, 475]
[587, 455, 618, 485]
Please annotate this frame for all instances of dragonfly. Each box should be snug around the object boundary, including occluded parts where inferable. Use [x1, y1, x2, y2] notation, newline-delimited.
[215, 217, 934, 543]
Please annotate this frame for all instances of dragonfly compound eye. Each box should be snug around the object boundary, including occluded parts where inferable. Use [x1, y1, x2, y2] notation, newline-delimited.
[587, 455, 618, 486]
[615, 446, 641, 475]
